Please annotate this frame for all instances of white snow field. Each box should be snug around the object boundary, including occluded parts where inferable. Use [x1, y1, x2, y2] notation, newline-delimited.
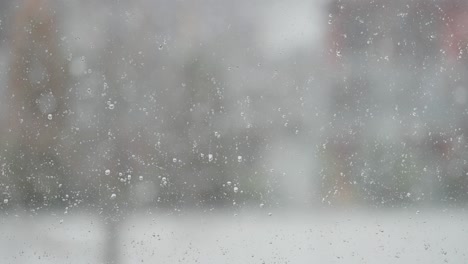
[0, 209, 467, 263]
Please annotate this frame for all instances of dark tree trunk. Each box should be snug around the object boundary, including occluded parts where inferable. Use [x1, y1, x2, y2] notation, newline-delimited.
[104, 220, 121, 264]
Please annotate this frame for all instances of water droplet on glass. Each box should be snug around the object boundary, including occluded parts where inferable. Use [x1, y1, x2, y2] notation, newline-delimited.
[161, 177, 168, 186]
[47, 114, 53, 120]
[3, 198, 8, 204]
[110, 193, 117, 200]
[237, 156, 242, 162]
[233, 186, 239, 193]
[208, 154, 213, 162]
[105, 169, 110, 176]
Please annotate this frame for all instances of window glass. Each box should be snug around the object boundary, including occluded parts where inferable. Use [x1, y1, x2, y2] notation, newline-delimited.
[0, 0, 467, 263]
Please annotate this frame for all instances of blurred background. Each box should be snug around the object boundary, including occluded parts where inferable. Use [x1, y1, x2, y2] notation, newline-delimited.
[0, 0, 468, 263]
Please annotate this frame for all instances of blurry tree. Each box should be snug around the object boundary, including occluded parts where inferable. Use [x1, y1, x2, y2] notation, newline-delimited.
[323, 0, 468, 206]
[5, 0, 71, 209]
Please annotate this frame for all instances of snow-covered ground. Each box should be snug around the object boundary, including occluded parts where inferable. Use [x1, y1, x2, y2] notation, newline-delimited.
[0, 208, 467, 263]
